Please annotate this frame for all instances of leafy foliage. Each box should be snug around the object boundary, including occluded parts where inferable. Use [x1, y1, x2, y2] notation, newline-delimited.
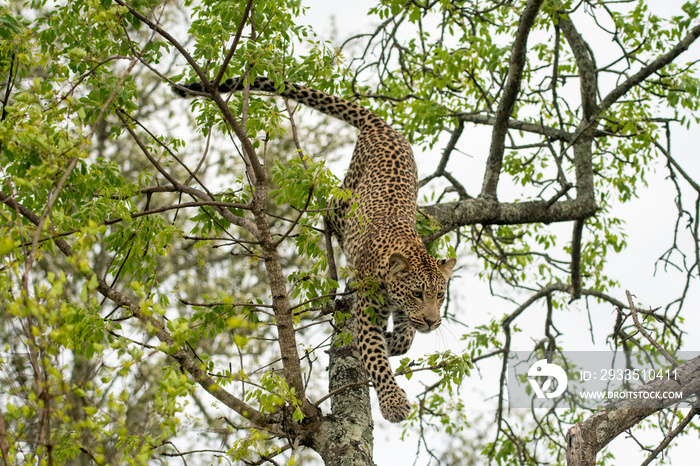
[1, 0, 699, 465]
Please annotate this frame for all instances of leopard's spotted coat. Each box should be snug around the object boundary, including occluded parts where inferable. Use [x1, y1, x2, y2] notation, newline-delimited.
[175, 77, 456, 422]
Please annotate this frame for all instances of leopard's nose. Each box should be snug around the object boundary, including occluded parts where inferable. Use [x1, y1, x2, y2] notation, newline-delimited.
[423, 317, 438, 328]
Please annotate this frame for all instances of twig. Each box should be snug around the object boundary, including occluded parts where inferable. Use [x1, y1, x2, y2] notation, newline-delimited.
[284, 100, 310, 169]
[1, 52, 15, 123]
[625, 290, 679, 368]
[570, 219, 584, 301]
[0, 407, 9, 466]
[640, 407, 698, 466]
[0, 192, 276, 432]
[213, 0, 254, 86]
[313, 381, 369, 407]
[274, 187, 313, 247]
[544, 182, 573, 209]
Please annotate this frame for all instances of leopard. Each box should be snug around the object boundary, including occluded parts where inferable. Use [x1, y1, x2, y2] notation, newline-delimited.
[174, 76, 456, 423]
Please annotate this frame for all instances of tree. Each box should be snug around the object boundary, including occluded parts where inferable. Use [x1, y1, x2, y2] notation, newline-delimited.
[1, 0, 699, 465]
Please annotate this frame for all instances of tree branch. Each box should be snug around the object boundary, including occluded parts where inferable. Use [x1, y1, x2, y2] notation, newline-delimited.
[213, 0, 253, 86]
[480, 0, 545, 199]
[570, 219, 584, 300]
[557, 13, 597, 121]
[640, 406, 697, 466]
[113, 0, 265, 185]
[118, 2, 315, 416]
[420, 119, 466, 196]
[455, 113, 578, 142]
[566, 355, 700, 466]
[625, 291, 679, 368]
[557, 12, 597, 206]
[311, 295, 374, 464]
[597, 23, 700, 117]
[420, 195, 597, 229]
[0, 191, 275, 433]
[115, 110, 261, 238]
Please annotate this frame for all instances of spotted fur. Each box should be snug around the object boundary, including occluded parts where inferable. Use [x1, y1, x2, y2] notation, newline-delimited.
[174, 76, 456, 423]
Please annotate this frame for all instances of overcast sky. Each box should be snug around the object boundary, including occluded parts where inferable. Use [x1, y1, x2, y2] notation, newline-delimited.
[297, 2, 700, 464]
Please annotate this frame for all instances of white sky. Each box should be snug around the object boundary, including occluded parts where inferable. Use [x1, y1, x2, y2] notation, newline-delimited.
[298, 1, 700, 464]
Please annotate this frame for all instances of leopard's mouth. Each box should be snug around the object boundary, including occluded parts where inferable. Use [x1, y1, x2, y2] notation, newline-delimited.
[412, 319, 441, 333]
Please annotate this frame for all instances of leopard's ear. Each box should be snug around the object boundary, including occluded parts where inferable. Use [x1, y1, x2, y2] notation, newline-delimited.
[438, 257, 456, 280]
[388, 253, 411, 279]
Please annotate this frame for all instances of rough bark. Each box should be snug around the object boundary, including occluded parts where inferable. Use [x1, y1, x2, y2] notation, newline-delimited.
[421, 196, 597, 228]
[557, 13, 597, 208]
[312, 297, 375, 466]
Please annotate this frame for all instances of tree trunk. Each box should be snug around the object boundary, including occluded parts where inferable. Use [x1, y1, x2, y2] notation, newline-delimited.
[312, 297, 375, 465]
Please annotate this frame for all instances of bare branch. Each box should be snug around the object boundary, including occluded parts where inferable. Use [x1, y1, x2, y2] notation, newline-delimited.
[455, 112, 579, 142]
[557, 13, 597, 120]
[113, 0, 264, 184]
[556, 11, 597, 206]
[625, 291, 679, 368]
[654, 138, 700, 194]
[640, 407, 698, 466]
[115, 110, 261, 237]
[214, 0, 254, 86]
[570, 219, 584, 300]
[419, 119, 467, 198]
[420, 195, 597, 229]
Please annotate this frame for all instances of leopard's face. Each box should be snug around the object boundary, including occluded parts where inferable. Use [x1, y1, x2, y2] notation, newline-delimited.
[384, 252, 456, 333]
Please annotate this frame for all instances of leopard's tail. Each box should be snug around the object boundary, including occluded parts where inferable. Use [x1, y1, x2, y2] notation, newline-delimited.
[173, 76, 380, 131]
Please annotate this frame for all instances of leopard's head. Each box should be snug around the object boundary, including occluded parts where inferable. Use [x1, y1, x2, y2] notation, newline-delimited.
[384, 251, 457, 333]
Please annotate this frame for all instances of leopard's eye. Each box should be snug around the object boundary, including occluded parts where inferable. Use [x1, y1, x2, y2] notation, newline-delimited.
[411, 290, 422, 299]
[437, 291, 445, 299]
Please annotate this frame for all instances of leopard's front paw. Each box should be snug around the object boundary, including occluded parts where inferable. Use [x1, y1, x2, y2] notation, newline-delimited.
[378, 387, 412, 423]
